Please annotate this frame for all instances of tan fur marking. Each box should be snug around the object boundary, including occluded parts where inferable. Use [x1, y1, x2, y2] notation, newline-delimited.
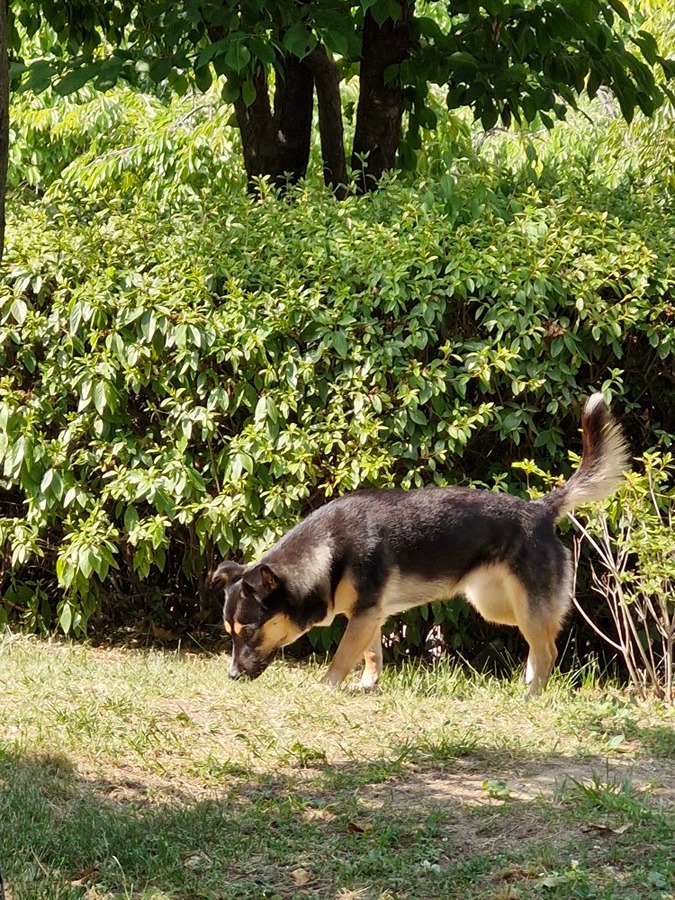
[379, 569, 462, 616]
[521, 616, 560, 695]
[256, 612, 302, 657]
[460, 563, 528, 627]
[461, 562, 563, 696]
[333, 576, 359, 616]
[233, 621, 244, 636]
[224, 620, 232, 635]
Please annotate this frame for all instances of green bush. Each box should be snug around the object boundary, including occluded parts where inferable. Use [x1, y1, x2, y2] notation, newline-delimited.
[1, 85, 674, 659]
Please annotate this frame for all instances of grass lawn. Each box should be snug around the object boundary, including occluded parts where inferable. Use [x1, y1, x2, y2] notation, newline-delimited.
[0, 636, 674, 899]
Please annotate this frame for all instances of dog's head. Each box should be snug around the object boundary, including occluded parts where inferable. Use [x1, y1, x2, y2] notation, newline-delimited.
[211, 560, 302, 680]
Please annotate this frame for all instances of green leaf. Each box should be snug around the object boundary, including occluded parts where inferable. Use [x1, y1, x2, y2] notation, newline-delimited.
[283, 23, 317, 60]
[254, 395, 269, 424]
[225, 41, 251, 74]
[480, 102, 499, 131]
[64, 487, 79, 508]
[409, 408, 427, 426]
[149, 57, 173, 84]
[313, 11, 357, 57]
[59, 602, 72, 634]
[9, 60, 27, 80]
[22, 60, 56, 94]
[249, 38, 277, 67]
[332, 331, 349, 358]
[194, 65, 213, 93]
[196, 37, 230, 70]
[93, 382, 107, 416]
[606, 0, 630, 22]
[95, 56, 124, 90]
[9, 298, 28, 325]
[368, 0, 401, 27]
[241, 77, 257, 107]
[632, 31, 659, 66]
[221, 77, 241, 103]
[168, 71, 189, 96]
[449, 51, 478, 71]
[79, 547, 94, 579]
[54, 65, 97, 96]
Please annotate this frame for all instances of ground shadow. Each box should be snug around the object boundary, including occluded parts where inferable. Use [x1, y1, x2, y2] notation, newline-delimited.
[1, 726, 673, 900]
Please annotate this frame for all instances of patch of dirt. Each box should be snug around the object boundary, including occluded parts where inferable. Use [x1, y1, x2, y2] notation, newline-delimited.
[364, 754, 674, 809]
[357, 754, 674, 856]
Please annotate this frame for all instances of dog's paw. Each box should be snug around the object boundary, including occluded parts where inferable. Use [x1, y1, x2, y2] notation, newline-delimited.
[353, 678, 380, 693]
[317, 673, 343, 689]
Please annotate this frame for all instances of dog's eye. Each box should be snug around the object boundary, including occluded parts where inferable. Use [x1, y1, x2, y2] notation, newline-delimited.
[241, 624, 257, 640]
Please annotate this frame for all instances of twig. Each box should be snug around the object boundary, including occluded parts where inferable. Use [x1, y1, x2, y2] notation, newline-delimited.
[170, 101, 218, 131]
[571, 535, 623, 652]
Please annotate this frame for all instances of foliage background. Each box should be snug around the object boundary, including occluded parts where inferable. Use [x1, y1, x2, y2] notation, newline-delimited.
[1, 4, 675, 672]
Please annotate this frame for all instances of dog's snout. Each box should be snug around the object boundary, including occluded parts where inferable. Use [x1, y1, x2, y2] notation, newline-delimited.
[229, 661, 243, 680]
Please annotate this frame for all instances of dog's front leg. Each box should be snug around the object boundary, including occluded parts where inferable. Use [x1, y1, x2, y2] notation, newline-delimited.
[321, 611, 383, 688]
[359, 630, 383, 690]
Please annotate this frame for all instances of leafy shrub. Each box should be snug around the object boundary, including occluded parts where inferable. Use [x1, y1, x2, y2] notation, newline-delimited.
[1, 84, 674, 666]
[571, 452, 675, 703]
[8, 84, 241, 200]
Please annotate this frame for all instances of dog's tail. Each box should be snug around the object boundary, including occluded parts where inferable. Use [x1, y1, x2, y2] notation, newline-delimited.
[542, 393, 630, 522]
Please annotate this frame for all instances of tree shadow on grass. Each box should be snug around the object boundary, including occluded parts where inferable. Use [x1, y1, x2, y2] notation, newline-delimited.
[0, 731, 673, 900]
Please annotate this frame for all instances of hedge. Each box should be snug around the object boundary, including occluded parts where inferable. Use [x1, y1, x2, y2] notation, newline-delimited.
[1, 85, 674, 662]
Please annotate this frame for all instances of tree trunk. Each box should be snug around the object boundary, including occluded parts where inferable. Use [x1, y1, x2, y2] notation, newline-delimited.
[206, 18, 346, 197]
[233, 67, 280, 189]
[351, 2, 414, 193]
[233, 58, 316, 193]
[0, 0, 9, 264]
[305, 45, 348, 198]
[273, 54, 314, 189]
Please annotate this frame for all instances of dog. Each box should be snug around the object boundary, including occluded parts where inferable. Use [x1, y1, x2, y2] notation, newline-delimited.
[212, 393, 629, 694]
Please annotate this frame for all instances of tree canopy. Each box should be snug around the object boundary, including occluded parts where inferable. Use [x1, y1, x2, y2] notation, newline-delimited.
[6, 1, 675, 197]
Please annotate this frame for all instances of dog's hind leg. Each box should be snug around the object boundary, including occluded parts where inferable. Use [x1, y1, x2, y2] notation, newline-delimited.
[462, 563, 557, 694]
[321, 610, 383, 688]
[519, 615, 560, 697]
[359, 630, 383, 691]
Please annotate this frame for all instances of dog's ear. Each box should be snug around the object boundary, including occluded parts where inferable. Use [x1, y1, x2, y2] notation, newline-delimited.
[243, 564, 281, 603]
[209, 560, 244, 587]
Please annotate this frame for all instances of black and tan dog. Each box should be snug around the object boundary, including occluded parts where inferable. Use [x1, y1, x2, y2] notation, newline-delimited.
[212, 394, 629, 694]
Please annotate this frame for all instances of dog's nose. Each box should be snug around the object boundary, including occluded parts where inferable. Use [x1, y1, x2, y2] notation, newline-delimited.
[229, 662, 242, 680]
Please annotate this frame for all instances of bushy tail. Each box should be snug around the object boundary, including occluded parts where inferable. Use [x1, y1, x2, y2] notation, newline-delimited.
[544, 393, 630, 522]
